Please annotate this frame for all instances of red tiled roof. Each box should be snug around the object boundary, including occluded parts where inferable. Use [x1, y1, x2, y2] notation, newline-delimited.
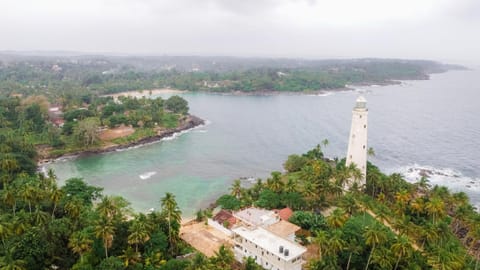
[213, 210, 236, 228]
[278, 207, 293, 221]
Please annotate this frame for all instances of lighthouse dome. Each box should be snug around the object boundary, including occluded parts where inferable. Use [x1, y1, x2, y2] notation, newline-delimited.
[355, 96, 367, 109]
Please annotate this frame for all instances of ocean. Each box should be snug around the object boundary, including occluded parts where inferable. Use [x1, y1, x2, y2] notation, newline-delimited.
[46, 69, 480, 216]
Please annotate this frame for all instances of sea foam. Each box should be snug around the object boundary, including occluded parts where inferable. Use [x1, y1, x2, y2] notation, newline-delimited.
[139, 171, 157, 180]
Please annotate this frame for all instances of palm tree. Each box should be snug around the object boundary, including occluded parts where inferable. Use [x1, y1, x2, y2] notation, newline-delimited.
[339, 194, 359, 216]
[327, 208, 348, 229]
[0, 219, 12, 247]
[325, 229, 345, 256]
[363, 224, 388, 270]
[312, 230, 328, 258]
[391, 234, 412, 270]
[371, 247, 393, 269]
[285, 177, 298, 193]
[213, 245, 234, 269]
[267, 171, 283, 193]
[69, 231, 93, 264]
[160, 192, 182, 252]
[97, 196, 118, 221]
[1, 187, 17, 216]
[65, 197, 83, 227]
[94, 217, 115, 259]
[425, 197, 445, 224]
[119, 247, 141, 267]
[367, 147, 375, 157]
[49, 184, 63, 219]
[230, 179, 242, 199]
[345, 239, 362, 270]
[0, 247, 26, 270]
[244, 256, 262, 270]
[128, 218, 151, 252]
[19, 184, 36, 214]
[32, 209, 49, 226]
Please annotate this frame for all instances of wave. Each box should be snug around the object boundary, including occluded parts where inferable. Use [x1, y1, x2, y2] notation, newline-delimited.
[392, 164, 480, 192]
[139, 171, 157, 180]
[392, 164, 480, 210]
[116, 119, 211, 149]
[306, 92, 334, 97]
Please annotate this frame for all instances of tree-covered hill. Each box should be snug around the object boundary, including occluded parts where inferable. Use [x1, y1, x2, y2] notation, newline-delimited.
[0, 54, 465, 99]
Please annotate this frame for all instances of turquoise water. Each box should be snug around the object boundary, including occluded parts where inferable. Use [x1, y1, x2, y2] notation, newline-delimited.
[47, 69, 480, 215]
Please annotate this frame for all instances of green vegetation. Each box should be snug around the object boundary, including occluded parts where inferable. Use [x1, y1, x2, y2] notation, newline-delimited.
[0, 94, 190, 159]
[215, 144, 480, 269]
[0, 56, 458, 101]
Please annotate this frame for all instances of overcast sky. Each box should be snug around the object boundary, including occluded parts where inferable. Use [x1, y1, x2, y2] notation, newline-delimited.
[1, 0, 479, 63]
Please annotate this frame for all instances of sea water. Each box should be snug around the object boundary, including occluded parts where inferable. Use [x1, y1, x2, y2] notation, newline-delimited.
[47, 69, 480, 215]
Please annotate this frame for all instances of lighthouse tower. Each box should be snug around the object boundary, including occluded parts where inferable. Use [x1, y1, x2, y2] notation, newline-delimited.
[346, 96, 368, 187]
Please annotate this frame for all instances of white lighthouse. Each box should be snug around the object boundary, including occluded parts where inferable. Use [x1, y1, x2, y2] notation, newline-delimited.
[346, 96, 368, 187]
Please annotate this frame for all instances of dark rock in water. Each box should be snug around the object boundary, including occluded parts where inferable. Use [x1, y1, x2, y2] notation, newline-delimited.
[418, 169, 433, 177]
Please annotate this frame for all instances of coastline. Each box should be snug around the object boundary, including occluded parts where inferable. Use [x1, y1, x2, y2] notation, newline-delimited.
[37, 114, 205, 167]
[104, 88, 187, 98]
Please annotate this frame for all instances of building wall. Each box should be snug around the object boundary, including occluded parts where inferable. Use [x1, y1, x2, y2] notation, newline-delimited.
[207, 218, 233, 237]
[346, 107, 368, 186]
[233, 234, 303, 270]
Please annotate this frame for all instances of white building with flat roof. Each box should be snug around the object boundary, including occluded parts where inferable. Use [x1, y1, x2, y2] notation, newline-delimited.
[232, 226, 306, 270]
[234, 207, 279, 228]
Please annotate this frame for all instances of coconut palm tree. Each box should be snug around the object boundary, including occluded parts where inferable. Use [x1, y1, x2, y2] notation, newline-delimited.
[0, 219, 12, 248]
[1, 187, 17, 217]
[425, 197, 445, 224]
[391, 234, 412, 270]
[267, 171, 283, 193]
[312, 230, 328, 258]
[97, 196, 118, 221]
[230, 179, 242, 199]
[244, 256, 262, 270]
[212, 245, 234, 269]
[327, 208, 348, 229]
[49, 184, 63, 219]
[363, 224, 388, 270]
[345, 239, 362, 270]
[68, 231, 93, 264]
[325, 229, 345, 257]
[367, 147, 375, 157]
[19, 183, 36, 214]
[128, 218, 151, 252]
[119, 247, 141, 267]
[94, 217, 115, 259]
[160, 192, 182, 253]
[371, 247, 393, 269]
[285, 177, 298, 193]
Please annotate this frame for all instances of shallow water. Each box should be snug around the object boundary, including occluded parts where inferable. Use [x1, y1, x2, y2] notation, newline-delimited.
[47, 69, 480, 215]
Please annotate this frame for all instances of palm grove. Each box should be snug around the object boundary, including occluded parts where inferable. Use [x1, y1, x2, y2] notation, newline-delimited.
[214, 145, 480, 269]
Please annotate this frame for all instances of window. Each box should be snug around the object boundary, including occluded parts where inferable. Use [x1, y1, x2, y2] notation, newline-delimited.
[363, 145, 366, 149]
[364, 124, 367, 128]
[360, 115, 362, 118]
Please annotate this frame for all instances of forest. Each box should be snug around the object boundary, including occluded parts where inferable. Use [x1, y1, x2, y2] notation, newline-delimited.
[0, 54, 463, 102]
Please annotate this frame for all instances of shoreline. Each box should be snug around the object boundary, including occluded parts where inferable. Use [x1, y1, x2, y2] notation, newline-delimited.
[37, 114, 205, 166]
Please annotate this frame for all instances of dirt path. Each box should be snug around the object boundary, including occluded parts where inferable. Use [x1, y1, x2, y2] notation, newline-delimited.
[361, 205, 422, 252]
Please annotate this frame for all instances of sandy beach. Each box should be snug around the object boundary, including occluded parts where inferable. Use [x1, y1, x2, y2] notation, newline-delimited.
[105, 88, 186, 99]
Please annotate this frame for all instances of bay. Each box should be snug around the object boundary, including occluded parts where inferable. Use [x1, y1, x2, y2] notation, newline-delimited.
[47, 69, 480, 216]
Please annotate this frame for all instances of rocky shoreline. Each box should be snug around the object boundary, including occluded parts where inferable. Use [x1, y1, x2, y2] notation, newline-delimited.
[37, 114, 205, 166]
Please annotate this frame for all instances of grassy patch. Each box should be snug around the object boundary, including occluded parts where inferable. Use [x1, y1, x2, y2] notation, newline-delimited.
[111, 128, 156, 145]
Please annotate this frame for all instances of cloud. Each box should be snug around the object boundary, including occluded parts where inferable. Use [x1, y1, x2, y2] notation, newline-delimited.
[0, 0, 478, 63]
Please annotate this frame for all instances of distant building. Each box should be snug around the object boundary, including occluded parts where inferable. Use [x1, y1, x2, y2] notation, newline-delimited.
[232, 226, 306, 270]
[346, 96, 368, 187]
